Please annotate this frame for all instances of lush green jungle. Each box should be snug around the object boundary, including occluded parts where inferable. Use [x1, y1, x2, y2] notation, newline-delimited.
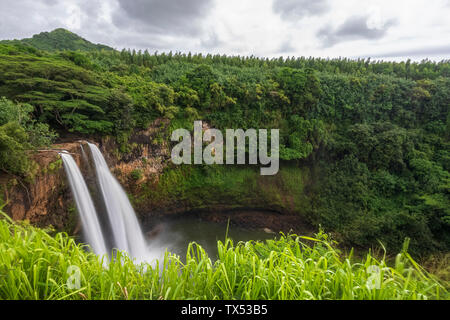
[0, 28, 448, 299]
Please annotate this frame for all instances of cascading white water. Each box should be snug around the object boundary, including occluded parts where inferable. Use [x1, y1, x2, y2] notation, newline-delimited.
[87, 143, 148, 262]
[60, 152, 108, 258]
[80, 143, 89, 163]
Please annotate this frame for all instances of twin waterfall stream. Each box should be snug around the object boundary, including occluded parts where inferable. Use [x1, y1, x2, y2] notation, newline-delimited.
[60, 143, 151, 263]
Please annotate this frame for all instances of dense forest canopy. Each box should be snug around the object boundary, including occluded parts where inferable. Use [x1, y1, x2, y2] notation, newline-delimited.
[0, 29, 448, 255]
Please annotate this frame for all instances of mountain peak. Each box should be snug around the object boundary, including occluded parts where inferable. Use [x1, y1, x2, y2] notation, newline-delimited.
[1, 28, 114, 52]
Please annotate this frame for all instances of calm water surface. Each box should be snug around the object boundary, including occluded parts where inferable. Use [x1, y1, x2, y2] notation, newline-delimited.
[145, 216, 277, 261]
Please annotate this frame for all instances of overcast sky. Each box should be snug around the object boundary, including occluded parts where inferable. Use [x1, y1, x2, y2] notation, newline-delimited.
[0, 0, 449, 61]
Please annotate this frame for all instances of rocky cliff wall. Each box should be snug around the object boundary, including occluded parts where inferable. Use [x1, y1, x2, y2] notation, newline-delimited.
[1, 119, 313, 235]
[0, 142, 83, 232]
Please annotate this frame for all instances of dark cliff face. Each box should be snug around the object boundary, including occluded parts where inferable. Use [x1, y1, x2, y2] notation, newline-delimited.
[1, 142, 83, 232]
[99, 121, 313, 235]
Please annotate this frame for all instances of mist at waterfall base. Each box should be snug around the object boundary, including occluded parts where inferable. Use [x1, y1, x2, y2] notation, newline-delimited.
[61, 145, 166, 265]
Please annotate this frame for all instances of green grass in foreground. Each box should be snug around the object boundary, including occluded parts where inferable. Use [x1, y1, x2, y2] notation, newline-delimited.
[0, 215, 448, 300]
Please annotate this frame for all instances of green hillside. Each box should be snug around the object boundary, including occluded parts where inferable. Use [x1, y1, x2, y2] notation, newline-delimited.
[0, 28, 114, 52]
[0, 30, 448, 257]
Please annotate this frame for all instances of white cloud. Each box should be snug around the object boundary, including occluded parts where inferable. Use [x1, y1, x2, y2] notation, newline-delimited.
[0, 0, 449, 61]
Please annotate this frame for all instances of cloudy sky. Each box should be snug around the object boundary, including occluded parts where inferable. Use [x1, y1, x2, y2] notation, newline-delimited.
[0, 0, 449, 61]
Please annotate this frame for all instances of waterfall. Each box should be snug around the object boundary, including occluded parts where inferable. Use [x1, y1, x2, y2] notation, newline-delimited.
[61, 143, 154, 264]
[87, 143, 148, 262]
[60, 152, 108, 258]
[80, 144, 89, 163]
